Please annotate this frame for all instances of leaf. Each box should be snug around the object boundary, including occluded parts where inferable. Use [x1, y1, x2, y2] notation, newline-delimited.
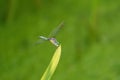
[41, 45, 61, 80]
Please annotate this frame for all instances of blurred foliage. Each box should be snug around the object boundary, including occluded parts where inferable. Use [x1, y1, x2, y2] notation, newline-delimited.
[0, 0, 120, 80]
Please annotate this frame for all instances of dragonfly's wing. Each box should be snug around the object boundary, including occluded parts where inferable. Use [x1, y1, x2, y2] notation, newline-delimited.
[35, 39, 46, 45]
[35, 36, 48, 45]
[48, 21, 64, 38]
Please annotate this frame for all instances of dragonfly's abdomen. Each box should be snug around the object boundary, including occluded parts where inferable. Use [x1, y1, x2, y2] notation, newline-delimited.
[39, 36, 49, 40]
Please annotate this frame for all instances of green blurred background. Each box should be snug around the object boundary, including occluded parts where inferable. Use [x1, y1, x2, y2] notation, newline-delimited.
[0, 0, 120, 80]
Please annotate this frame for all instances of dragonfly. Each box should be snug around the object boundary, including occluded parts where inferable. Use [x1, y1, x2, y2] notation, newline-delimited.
[37, 21, 64, 47]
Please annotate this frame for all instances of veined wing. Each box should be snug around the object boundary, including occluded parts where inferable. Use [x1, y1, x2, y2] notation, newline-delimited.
[48, 21, 64, 38]
[35, 36, 49, 45]
[36, 21, 64, 46]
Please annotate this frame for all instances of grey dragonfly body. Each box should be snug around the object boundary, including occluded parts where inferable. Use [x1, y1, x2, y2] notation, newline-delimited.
[39, 36, 59, 47]
[38, 22, 64, 47]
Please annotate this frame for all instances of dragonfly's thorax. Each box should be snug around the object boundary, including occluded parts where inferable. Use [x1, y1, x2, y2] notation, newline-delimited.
[49, 38, 59, 47]
[49, 38, 56, 40]
[38, 22, 63, 47]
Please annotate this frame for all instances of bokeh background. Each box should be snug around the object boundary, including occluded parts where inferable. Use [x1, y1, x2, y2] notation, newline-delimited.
[0, 0, 120, 80]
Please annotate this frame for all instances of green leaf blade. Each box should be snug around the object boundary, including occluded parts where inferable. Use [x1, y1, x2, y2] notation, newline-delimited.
[41, 45, 61, 80]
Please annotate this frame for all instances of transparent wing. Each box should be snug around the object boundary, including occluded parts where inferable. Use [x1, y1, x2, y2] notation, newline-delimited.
[35, 36, 49, 45]
[35, 39, 45, 45]
[48, 21, 64, 38]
